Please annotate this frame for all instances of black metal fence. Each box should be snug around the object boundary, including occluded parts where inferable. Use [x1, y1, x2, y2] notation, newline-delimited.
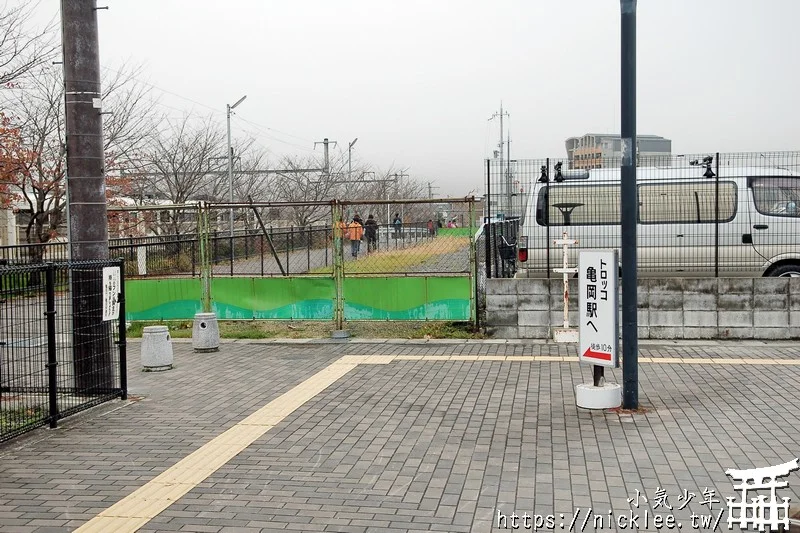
[485, 151, 800, 277]
[0, 260, 126, 442]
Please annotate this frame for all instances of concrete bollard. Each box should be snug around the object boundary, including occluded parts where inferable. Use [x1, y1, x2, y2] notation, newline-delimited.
[140, 325, 173, 371]
[192, 312, 220, 352]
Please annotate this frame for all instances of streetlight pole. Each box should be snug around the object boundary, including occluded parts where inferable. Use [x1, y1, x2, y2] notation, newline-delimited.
[227, 95, 247, 242]
[348, 138, 358, 182]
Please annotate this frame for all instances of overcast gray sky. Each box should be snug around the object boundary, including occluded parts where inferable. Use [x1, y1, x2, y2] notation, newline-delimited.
[26, 1, 800, 195]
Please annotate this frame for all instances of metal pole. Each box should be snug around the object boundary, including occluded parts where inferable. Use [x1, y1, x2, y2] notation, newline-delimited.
[227, 104, 233, 241]
[714, 152, 720, 278]
[45, 264, 59, 429]
[117, 258, 127, 401]
[620, 0, 638, 410]
[485, 159, 492, 279]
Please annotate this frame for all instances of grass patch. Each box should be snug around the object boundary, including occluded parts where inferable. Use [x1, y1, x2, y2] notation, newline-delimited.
[0, 404, 45, 434]
[309, 237, 469, 274]
[126, 320, 483, 339]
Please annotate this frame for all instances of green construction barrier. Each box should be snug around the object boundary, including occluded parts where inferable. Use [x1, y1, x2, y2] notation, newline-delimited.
[125, 275, 470, 322]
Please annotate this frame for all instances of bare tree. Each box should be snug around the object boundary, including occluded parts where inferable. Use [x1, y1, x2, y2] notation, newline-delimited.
[271, 155, 337, 226]
[0, 1, 57, 86]
[3, 64, 160, 255]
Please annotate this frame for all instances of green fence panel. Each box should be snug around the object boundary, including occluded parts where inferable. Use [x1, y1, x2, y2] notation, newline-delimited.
[250, 277, 335, 320]
[343, 276, 470, 320]
[125, 276, 467, 321]
[125, 278, 202, 321]
[125, 277, 336, 321]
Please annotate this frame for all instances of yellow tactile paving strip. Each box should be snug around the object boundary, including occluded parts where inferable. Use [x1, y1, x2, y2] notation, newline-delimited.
[76, 353, 800, 532]
[75, 358, 360, 533]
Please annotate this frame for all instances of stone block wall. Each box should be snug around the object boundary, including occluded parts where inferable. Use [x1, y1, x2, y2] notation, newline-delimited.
[485, 277, 800, 340]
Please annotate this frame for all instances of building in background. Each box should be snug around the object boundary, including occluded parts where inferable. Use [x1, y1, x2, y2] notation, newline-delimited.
[565, 133, 672, 169]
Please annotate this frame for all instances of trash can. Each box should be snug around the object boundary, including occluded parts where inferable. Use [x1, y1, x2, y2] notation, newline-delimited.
[140, 325, 173, 371]
[192, 312, 219, 353]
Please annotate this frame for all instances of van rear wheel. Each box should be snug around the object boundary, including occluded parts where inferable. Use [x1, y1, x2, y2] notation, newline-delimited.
[769, 263, 800, 277]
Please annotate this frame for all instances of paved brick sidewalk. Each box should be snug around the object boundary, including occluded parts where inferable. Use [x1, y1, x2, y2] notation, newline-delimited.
[1, 340, 799, 532]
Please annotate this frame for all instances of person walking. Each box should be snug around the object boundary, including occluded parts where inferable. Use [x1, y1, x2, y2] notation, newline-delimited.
[347, 216, 364, 258]
[393, 213, 402, 240]
[364, 214, 378, 253]
[427, 218, 435, 236]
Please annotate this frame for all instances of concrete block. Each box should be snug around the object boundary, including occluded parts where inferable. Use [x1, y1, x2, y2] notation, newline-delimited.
[790, 327, 800, 339]
[754, 277, 790, 295]
[518, 326, 549, 339]
[486, 294, 519, 311]
[683, 327, 718, 339]
[683, 278, 717, 294]
[487, 278, 516, 296]
[486, 310, 518, 326]
[517, 294, 550, 311]
[648, 278, 684, 293]
[684, 293, 716, 311]
[753, 327, 792, 340]
[790, 290, 800, 310]
[718, 327, 755, 339]
[790, 312, 800, 327]
[718, 293, 753, 311]
[684, 311, 717, 327]
[638, 326, 651, 339]
[649, 310, 683, 327]
[550, 311, 579, 328]
[718, 278, 754, 294]
[518, 310, 550, 327]
[649, 326, 684, 339]
[486, 326, 518, 339]
[515, 279, 550, 295]
[718, 311, 753, 328]
[754, 294, 788, 310]
[649, 292, 684, 310]
[637, 309, 649, 327]
[753, 310, 789, 328]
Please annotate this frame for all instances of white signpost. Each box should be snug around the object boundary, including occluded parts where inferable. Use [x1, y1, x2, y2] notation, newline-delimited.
[576, 250, 621, 409]
[102, 266, 121, 322]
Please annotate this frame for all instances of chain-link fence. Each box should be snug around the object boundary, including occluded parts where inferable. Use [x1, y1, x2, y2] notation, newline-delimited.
[486, 151, 800, 277]
[0, 260, 126, 442]
[106, 198, 476, 278]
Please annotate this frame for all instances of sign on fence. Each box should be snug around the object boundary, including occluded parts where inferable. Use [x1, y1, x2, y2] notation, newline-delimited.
[578, 250, 619, 368]
[102, 266, 121, 321]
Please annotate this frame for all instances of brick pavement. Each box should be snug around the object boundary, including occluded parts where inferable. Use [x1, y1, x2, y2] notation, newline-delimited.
[0, 339, 799, 532]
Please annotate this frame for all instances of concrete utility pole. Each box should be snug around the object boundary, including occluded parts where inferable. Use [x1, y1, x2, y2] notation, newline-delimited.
[61, 0, 112, 390]
[315, 138, 338, 177]
[347, 138, 358, 182]
[489, 103, 509, 217]
[620, 0, 639, 409]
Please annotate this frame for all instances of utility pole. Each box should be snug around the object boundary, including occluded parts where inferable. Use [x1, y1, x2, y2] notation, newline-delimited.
[507, 130, 513, 217]
[489, 103, 509, 217]
[427, 181, 440, 199]
[315, 138, 338, 177]
[620, 0, 639, 409]
[388, 172, 409, 226]
[226, 95, 247, 241]
[348, 138, 358, 182]
[61, 0, 112, 390]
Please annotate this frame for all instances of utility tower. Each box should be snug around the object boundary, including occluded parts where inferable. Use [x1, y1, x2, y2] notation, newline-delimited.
[489, 103, 510, 217]
[315, 138, 338, 177]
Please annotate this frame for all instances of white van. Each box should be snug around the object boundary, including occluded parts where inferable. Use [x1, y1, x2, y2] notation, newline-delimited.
[517, 163, 800, 277]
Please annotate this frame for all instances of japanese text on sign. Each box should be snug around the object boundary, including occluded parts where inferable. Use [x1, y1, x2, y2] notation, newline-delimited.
[579, 251, 618, 368]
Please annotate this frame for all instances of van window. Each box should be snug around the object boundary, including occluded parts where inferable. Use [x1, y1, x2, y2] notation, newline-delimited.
[750, 177, 800, 217]
[639, 181, 737, 224]
[536, 184, 620, 226]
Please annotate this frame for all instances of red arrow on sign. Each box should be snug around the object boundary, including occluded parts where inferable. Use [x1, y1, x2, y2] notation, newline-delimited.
[583, 347, 612, 361]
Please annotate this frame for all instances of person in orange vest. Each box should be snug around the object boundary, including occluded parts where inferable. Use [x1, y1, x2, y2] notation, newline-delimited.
[347, 216, 364, 258]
